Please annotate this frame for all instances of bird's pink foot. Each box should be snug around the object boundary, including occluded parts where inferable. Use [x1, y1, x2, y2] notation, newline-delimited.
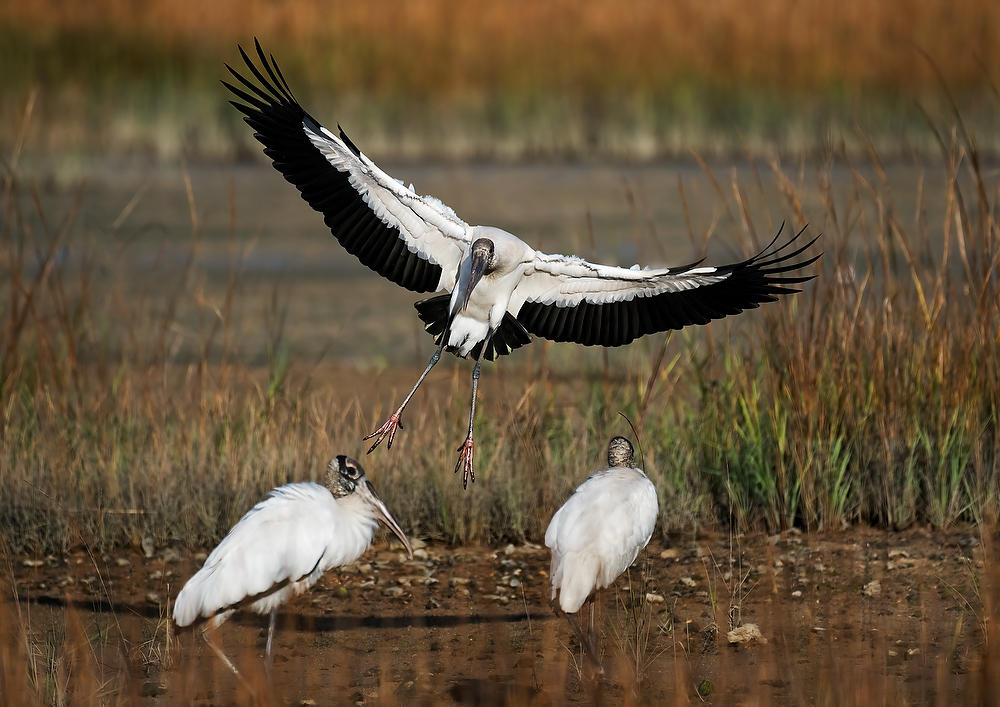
[364, 411, 404, 453]
[454, 436, 475, 489]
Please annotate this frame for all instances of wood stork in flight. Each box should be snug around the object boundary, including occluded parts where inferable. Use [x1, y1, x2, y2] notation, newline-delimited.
[224, 41, 820, 487]
[173, 455, 412, 682]
[545, 436, 658, 673]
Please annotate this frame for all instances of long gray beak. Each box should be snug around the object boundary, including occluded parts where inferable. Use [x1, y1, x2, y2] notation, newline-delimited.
[456, 248, 489, 313]
[361, 480, 413, 559]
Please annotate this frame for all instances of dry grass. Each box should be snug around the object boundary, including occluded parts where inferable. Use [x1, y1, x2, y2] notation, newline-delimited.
[1, 99, 998, 553]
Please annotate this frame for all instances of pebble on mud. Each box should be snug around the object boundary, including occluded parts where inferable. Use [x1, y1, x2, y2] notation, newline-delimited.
[645, 592, 665, 603]
[863, 579, 882, 597]
[659, 548, 679, 560]
[727, 623, 766, 645]
[680, 576, 697, 587]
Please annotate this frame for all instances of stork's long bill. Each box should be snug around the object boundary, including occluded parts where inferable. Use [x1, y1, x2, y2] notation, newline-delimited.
[361, 480, 413, 558]
[457, 246, 490, 313]
[224, 40, 821, 487]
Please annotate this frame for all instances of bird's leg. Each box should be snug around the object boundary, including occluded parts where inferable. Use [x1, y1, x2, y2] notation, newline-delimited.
[265, 608, 277, 664]
[588, 593, 599, 655]
[364, 342, 445, 453]
[201, 625, 255, 693]
[454, 357, 481, 489]
[565, 612, 605, 676]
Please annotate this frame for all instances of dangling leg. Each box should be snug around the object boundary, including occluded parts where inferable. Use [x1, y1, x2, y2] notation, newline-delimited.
[365, 342, 445, 453]
[454, 350, 484, 489]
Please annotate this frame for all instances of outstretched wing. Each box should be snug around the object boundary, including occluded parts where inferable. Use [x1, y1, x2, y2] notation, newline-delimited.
[511, 225, 820, 347]
[223, 40, 471, 293]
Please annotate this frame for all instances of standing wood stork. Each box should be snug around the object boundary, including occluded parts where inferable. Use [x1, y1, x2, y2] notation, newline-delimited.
[173, 455, 412, 680]
[545, 436, 658, 672]
[224, 41, 820, 487]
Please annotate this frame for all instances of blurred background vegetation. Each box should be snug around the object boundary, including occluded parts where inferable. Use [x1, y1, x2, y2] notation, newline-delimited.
[2, 0, 998, 162]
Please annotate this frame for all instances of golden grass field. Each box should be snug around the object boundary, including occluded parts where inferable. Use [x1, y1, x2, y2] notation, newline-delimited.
[2, 0, 999, 158]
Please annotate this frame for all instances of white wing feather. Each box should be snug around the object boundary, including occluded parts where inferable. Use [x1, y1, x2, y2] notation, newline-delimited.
[173, 483, 343, 626]
[306, 124, 471, 291]
[511, 251, 728, 313]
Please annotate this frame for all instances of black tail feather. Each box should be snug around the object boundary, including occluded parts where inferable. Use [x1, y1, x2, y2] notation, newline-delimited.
[414, 295, 531, 362]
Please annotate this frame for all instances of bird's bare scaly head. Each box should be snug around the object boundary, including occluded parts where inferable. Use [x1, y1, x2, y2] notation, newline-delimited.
[470, 238, 496, 271]
[327, 454, 365, 498]
[325, 454, 414, 559]
[608, 436, 635, 468]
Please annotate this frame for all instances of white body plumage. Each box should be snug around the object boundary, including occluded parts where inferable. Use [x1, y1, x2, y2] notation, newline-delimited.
[172, 453, 412, 680]
[545, 446, 658, 614]
[173, 482, 379, 627]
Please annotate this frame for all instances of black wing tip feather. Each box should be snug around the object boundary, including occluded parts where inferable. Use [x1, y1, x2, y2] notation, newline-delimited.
[223, 40, 444, 294]
[338, 124, 362, 158]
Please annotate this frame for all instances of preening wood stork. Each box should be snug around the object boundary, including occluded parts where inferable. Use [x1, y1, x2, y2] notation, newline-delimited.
[173, 455, 412, 680]
[545, 436, 658, 671]
[224, 41, 820, 487]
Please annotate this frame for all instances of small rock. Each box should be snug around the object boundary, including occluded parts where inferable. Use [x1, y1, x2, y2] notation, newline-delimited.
[727, 623, 766, 645]
[644, 592, 665, 603]
[659, 548, 679, 560]
[863, 579, 882, 597]
[115, 557, 131, 567]
[149, 570, 163, 581]
[887, 549, 910, 559]
[680, 576, 697, 587]
[412, 549, 429, 561]
[141, 537, 155, 559]
[22, 559, 44, 568]
[907, 647, 920, 657]
[161, 548, 180, 563]
[509, 578, 521, 588]
[503, 544, 516, 555]
[145, 592, 161, 605]
[194, 552, 207, 562]
[792, 590, 803, 598]
[450, 577, 471, 587]
[383, 586, 405, 598]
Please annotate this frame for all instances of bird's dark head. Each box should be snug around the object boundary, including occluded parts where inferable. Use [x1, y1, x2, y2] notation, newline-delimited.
[325, 454, 414, 559]
[470, 238, 496, 271]
[457, 238, 496, 312]
[327, 454, 366, 497]
[608, 436, 635, 468]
